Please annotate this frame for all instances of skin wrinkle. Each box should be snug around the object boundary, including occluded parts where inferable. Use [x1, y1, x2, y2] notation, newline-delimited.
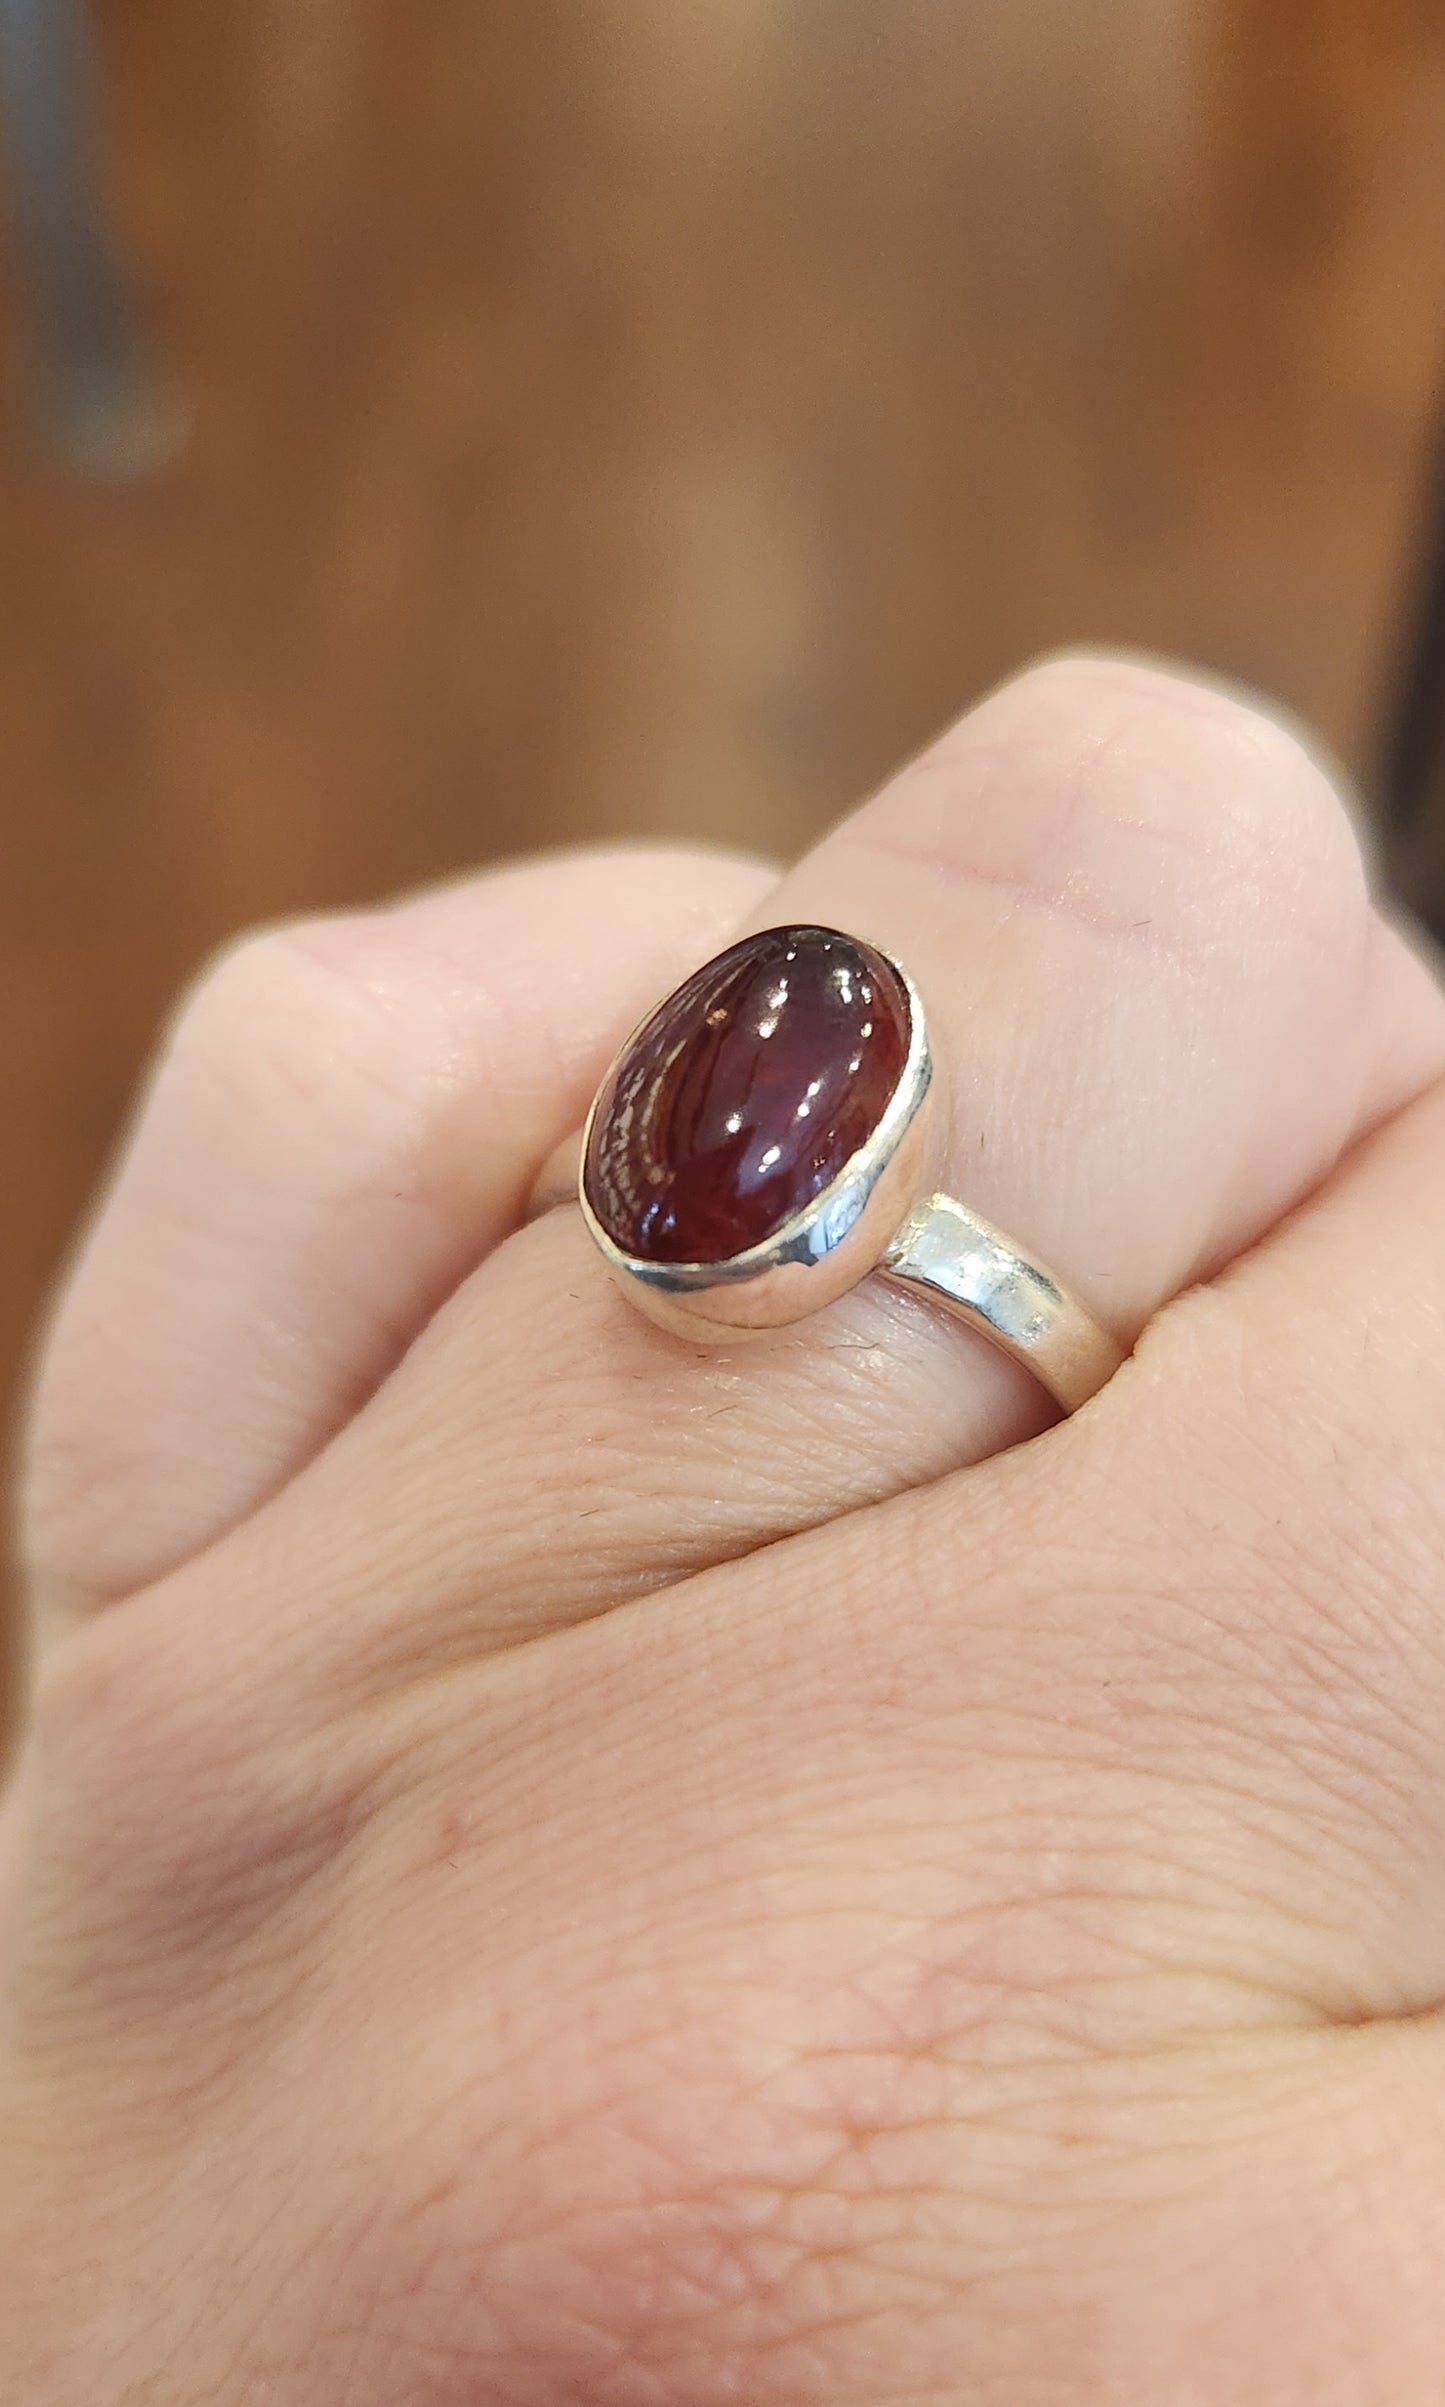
[1128, 1302, 1445, 1743]
[342, 1566, 1381, 1939]
[276, 1540, 1425, 2108]
[580, 2060, 1367, 2397]
[839, 815, 1194, 962]
[878, 680, 1365, 953]
[198, 1268, 1031, 1676]
[971, 1536, 1443, 1866]
[338, 2022, 1345, 2404]
[369, 1746, 1340, 2086]
[380, 1819, 1290, 2214]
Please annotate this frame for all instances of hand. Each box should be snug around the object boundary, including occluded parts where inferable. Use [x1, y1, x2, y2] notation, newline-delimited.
[7, 659, 1445, 2405]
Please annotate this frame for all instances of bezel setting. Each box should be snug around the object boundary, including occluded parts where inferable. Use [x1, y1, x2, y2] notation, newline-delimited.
[578, 947, 935, 1340]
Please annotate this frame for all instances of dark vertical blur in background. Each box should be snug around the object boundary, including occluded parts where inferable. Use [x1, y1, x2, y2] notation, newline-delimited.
[2, 1, 1445, 1564]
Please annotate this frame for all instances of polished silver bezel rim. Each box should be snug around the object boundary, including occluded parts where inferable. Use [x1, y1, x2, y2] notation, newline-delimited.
[578, 947, 936, 1339]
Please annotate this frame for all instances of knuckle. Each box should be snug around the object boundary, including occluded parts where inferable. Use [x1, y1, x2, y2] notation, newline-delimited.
[162, 917, 432, 1136]
[867, 654, 1376, 976]
[168, 919, 319, 1071]
[21, 915, 423, 1609]
[1023, 653, 1369, 900]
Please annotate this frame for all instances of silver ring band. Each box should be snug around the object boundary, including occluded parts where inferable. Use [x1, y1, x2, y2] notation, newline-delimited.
[880, 1192, 1125, 1412]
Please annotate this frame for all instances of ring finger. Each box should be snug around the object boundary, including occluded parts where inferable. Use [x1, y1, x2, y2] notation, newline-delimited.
[192, 656, 1445, 1688]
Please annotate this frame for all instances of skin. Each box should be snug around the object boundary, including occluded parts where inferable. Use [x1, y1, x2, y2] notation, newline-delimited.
[5, 655, 1445, 2403]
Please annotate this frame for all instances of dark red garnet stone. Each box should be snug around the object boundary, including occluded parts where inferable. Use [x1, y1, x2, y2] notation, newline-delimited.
[584, 925, 911, 1265]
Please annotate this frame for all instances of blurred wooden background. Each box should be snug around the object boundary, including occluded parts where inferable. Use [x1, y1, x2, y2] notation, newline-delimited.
[2, 0, 1445, 1613]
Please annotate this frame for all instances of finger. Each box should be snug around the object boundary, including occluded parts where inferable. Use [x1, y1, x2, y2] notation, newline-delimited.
[614, 1068, 1445, 2039]
[23, 847, 776, 1620]
[652, 1068, 1445, 2036]
[1064, 1065, 1445, 2017]
[178, 657, 1445, 1688]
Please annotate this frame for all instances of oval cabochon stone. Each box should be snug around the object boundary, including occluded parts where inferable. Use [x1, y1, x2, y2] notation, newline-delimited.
[583, 924, 911, 1264]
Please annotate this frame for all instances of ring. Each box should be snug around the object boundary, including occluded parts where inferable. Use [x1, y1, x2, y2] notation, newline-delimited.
[578, 924, 1126, 1413]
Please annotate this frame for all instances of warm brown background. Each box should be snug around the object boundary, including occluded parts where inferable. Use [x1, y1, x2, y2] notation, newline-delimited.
[2, 0, 1445, 1616]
